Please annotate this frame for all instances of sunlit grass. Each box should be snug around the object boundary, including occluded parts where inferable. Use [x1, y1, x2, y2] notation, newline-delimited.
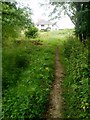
[36, 29, 74, 47]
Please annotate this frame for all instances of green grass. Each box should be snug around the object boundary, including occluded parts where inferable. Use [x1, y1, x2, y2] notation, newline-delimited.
[2, 29, 75, 119]
[3, 29, 87, 119]
[2, 37, 56, 119]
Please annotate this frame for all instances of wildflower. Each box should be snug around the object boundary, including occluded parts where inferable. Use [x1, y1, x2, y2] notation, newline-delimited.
[45, 67, 49, 70]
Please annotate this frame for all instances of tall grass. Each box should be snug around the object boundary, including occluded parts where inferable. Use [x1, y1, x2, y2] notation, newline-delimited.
[2, 40, 55, 119]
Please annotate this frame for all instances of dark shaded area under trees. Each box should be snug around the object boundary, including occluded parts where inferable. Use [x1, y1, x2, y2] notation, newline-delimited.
[74, 2, 90, 43]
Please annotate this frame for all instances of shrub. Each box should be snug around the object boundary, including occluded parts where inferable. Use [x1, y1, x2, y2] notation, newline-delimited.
[25, 26, 38, 38]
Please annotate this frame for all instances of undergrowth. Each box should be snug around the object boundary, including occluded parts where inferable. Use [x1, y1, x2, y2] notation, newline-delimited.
[61, 38, 89, 119]
[2, 41, 55, 119]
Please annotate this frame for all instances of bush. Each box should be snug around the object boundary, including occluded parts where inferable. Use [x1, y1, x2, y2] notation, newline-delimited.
[62, 38, 89, 119]
[25, 26, 38, 38]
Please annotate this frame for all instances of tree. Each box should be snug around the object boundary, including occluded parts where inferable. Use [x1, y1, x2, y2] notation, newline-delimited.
[74, 2, 90, 42]
[2, 2, 33, 45]
[41, 1, 90, 43]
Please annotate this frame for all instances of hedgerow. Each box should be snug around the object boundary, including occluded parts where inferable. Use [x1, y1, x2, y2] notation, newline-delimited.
[62, 38, 89, 119]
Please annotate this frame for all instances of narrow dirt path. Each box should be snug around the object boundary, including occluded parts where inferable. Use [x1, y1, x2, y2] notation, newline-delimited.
[45, 47, 64, 119]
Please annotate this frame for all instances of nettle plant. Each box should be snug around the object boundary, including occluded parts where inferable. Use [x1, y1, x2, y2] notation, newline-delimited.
[62, 38, 89, 118]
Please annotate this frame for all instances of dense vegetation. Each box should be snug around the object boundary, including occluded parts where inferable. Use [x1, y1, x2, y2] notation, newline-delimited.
[61, 38, 89, 119]
[2, 27, 89, 119]
[2, 2, 38, 46]
[2, 30, 66, 119]
[2, 40, 55, 119]
[1, 1, 89, 119]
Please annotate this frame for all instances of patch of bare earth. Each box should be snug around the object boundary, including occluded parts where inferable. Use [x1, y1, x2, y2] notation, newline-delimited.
[31, 40, 43, 45]
[45, 47, 64, 119]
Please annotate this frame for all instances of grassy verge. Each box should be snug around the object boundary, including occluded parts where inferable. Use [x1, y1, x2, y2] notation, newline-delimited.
[2, 41, 55, 119]
[61, 38, 89, 119]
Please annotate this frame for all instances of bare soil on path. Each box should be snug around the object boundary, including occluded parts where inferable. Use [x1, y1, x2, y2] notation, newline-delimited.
[45, 47, 64, 119]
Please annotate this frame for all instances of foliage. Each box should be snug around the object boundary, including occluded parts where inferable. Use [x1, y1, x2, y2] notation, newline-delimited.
[2, 40, 55, 119]
[73, 2, 90, 41]
[2, 29, 89, 119]
[25, 26, 38, 38]
[2, 2, 33, 45]
[42, 1, 90, 42]
[61, 38, 89, 119]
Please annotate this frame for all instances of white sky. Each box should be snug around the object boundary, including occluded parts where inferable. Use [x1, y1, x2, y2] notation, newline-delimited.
[16, 0, 75, 29]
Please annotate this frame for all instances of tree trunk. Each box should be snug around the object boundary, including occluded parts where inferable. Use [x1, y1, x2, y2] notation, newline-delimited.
[79, 33, 82, 42]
